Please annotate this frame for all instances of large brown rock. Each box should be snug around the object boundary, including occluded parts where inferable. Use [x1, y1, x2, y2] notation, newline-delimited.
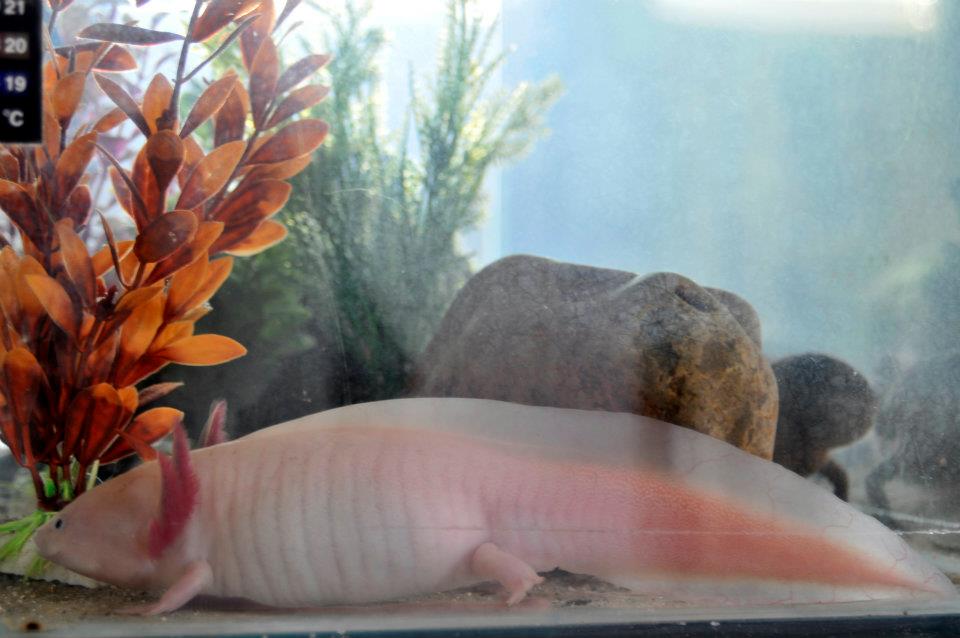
[413, 255, 779, 458]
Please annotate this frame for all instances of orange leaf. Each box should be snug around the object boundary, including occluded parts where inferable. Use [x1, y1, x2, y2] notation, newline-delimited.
[240, 0, 275, 68]
[244, 154, 311, 181]
[110, 432, 158, 463]
[100, 407, 183, 464]
[179, 306, 210, 324]
[3, 347, 43, 461]
[76, 384, 133, 464]
[24, 273, 79, 338]
[119, 292, 164, 373]
[247, 119, 327, 164]
[249, 38, 279, 128]
[55, 132, 98, 202]
[134, 210, 199, 263]
[0, 179, 44, 248]
[43, 57, 63, 95]
[108, 166, 134, 219]
[181, 74, 239, 138]
[119, 384, 139, 414]
[184, 256, 233, 310]
[0, 405, 22, 464]
[15, 257, 46, 333]
[114, 283, 162, 314]
[95, 45, 138, 72]
[118, 355, 168, 387]
[192, 0, 260, 42]
[167, 255, 232, 319]
[224, 219, 286, 256]
[0, 149, 18, 181]
[145, 130, 185, 195]
[95, 74, 151, 137]
[137, 381, 184, 406]
[53, 72, 86, 124]
[176, 141, 245, 210]
[87, 331, 119, 380]
[93, 107, 127, 133]
[145, 221, 223, 285]
[276, 54, 331, 94]
[62, 383, 118, 459]
[143, 73, 174, 134]
[55, 220, 97, 307]
[63, 184, 93, 228]
[150, 321, 194, 352]
[209, 179, 290, 252]
[119, 244, 146, 286]
[0, 248, 22, 327]
[154, 333, 247, 365]
[55, 43, 138, 72]
[131, 147, 162, 225]
[43, 111, 61, 164]
[92, 238, 133, 277]
[214, 86, 247, 147]
[212, 178, 290, 222]
[178, 135, 205, 189]
[266, 84, 329, 128]
[78, 311, 96, 343]
[165, 252, 207, 319]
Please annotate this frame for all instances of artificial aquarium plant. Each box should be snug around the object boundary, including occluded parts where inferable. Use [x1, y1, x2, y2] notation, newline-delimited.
[191, 0, 562, 424]
[291, 0, 562, 402]
[0, 0, 328, 562]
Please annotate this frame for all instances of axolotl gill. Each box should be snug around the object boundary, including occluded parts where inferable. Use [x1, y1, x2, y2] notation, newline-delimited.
[33, 398, 957, 614]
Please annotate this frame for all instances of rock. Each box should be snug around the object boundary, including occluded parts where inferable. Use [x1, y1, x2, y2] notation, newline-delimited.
[771, 353, 876, 501]
[866, 352, 960, 528]
[704, 287, 762, 348]
[413, 255, 778, 458]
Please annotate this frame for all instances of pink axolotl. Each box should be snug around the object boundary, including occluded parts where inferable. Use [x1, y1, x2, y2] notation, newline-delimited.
[33, 398, 956, 614]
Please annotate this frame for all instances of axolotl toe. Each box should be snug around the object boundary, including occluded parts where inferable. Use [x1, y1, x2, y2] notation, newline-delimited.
[33, 398, 957, 614]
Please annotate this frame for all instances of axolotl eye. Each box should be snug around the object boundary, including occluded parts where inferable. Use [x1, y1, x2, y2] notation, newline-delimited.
[54, 518, 64, 530]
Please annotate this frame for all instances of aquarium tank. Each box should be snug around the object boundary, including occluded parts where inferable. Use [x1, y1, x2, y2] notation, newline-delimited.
[0, 0, 959, 635]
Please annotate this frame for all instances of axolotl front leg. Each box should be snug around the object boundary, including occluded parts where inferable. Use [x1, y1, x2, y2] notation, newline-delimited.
[120, 560, 213, 616]
[470, 542, 545, 605]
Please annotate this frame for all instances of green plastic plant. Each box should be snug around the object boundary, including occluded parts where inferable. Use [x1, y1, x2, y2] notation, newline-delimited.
[282, 0, 562, 403]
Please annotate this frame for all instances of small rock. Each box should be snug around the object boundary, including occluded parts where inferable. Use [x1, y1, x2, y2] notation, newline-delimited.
[414, 255, 778, 458]
[772, 353, 876, 501]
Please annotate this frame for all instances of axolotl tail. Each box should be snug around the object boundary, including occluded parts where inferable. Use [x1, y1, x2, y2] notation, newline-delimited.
[478, 447, 954, 605]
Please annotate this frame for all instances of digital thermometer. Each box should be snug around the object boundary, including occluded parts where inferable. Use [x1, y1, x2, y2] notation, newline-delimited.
[0, 0, 41, 143]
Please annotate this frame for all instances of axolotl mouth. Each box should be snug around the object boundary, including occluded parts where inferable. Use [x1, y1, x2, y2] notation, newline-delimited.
[33, 517, 60, 560]
[33, 517, 118, 586]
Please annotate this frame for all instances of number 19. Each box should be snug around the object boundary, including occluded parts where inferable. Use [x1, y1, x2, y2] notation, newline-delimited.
[4, 75, 27, 93]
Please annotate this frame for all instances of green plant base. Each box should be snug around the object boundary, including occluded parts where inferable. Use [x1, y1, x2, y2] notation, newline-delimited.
[0, 514, 101, 588]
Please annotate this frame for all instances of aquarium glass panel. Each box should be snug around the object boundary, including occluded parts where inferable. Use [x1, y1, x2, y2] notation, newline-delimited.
[0, 0, 958, 635]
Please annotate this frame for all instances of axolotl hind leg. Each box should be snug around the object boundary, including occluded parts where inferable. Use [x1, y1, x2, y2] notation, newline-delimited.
[470, 542, 545, 605]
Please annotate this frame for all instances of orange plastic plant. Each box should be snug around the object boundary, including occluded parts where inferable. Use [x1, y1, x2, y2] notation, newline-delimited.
[0, 0, 328, 512]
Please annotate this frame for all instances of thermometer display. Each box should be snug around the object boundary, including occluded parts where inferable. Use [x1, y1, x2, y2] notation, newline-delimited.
[0, 33, 29, 59]
[0, 1, 40, 143]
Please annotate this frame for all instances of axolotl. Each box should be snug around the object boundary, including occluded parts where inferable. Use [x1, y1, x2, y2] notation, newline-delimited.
[34, 398, 956, 613]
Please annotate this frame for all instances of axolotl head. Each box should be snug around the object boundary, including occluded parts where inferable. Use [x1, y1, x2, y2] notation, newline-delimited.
[35, 426, 201, 589]
[34, 466, 160, 588]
